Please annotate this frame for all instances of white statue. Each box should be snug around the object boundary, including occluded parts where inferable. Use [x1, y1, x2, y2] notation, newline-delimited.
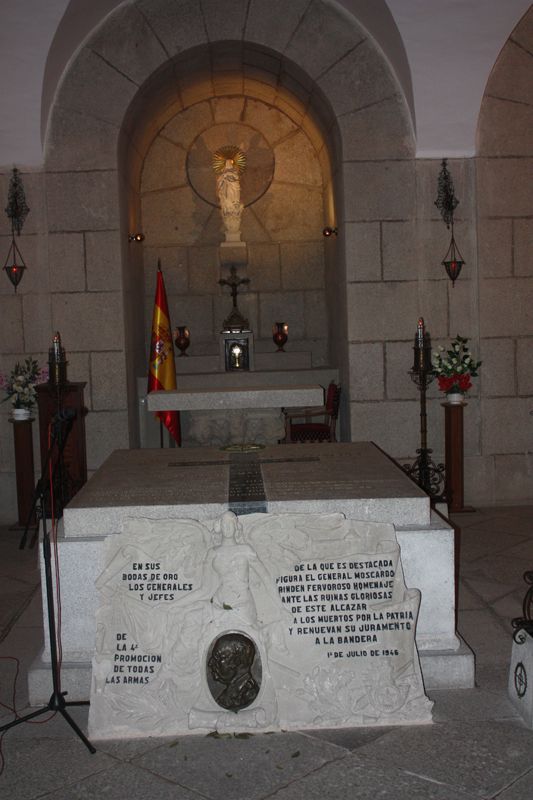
[213, 147, 246, 242]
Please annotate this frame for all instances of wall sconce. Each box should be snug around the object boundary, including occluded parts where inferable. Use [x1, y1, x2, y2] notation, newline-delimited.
[435, 159, 464, 287]
[322, 227, 338, 237]
[128, 233, 145, 242]
[3, 168, 29, 292]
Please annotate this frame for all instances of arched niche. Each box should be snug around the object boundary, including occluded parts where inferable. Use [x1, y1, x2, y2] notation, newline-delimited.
[119, 43, 339, 369]
[43, 0, 413, 464]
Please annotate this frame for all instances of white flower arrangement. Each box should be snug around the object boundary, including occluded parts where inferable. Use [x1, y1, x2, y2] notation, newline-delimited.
[0, 357, 47, 410]
[432, 335, 481, 394]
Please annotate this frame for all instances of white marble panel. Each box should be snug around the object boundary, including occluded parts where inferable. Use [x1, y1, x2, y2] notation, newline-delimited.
[88, 511, 432, 738]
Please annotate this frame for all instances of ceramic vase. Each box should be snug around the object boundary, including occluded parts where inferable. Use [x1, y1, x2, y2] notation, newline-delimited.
[446, 392, 464, 405]
[11, 407, 31, 421]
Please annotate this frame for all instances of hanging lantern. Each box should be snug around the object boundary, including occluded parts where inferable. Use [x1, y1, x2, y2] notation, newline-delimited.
[3, 235, 26, 291]
[3, 167, 29, 292]
[441, 234, 464, 287]
[435, 159, 465, 286]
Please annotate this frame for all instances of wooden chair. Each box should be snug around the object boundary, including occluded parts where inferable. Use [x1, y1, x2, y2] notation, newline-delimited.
[283, 382, 341, 443]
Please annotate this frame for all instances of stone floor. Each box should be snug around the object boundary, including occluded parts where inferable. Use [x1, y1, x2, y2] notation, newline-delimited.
[1, 506, 532, 799]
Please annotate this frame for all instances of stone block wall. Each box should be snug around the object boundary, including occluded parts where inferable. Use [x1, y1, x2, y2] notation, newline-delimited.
[343, 151, 480, 467]
[0, 0, 532, 520]
[0, 166, 130, 521]
[474, 9, 533, 503]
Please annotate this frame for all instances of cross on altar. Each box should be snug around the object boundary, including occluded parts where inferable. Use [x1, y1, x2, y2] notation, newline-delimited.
[219, 265, 250, 307]
[219, 265, 250, 330]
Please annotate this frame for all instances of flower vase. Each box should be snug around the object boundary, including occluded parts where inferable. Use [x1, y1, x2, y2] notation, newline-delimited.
[11, 408, 31, 421]
[446, 392, 464, 405]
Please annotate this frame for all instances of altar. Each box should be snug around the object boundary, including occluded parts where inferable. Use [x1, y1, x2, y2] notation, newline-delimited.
[146, 383, 325, 447]
[28, 442, 474, 707]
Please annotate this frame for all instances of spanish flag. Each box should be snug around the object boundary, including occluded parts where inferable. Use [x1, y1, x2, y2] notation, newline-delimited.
[148, 261, 180, 445]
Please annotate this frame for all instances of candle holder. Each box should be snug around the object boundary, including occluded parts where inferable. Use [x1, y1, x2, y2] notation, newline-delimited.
[174, 326, 190, 356]
[402, 318, 445, 499]
[272, 322, 288, 352]
[48, 331, 68, 387]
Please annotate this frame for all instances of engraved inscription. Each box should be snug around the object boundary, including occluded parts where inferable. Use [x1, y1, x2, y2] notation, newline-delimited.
[277, 559, 413, 661]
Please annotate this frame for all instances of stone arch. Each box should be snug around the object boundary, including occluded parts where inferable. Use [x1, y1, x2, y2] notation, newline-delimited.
[474, 5, 533, 501]
[43, 0, 414, 465]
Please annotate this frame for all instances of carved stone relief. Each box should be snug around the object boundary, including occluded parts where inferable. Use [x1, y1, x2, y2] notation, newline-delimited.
[89, 511, 432, 738]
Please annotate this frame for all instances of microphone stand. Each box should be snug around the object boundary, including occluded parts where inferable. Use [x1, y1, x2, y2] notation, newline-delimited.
[19, 409, 75, 552]
[1, 414, 95, 753]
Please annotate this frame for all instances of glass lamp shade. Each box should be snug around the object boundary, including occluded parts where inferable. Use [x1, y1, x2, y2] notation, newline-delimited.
[4, 261, 26, 289]
[3, 237, 26, 291]
[443, 258, 464, 285]
[442, 234, 465, 286]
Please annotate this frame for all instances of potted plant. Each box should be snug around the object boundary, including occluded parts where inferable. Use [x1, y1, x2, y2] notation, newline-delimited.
[432, 335, 481, 404]
[1, 357, 46, 420]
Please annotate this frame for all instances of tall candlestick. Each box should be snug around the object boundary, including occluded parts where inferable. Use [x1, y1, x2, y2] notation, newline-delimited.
[412, 317, 432, 373]
[48, 331, 68, 386]
[404, 317, 444, 498]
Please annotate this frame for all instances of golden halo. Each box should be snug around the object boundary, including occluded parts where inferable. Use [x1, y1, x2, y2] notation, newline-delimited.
[212, 145, 247, 174]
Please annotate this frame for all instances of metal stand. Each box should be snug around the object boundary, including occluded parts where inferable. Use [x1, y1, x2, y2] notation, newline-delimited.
[0, 418, 95, 754]
[402, 319, 445, 499]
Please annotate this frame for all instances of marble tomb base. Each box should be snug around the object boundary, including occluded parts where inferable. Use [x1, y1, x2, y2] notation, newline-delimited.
[28, 443, 475, 707]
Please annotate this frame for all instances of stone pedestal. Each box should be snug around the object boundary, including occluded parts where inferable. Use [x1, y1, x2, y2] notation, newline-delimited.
[219, 242, 247, 266]
[183, 408, 285, 447]
[508, 630, 533, 728]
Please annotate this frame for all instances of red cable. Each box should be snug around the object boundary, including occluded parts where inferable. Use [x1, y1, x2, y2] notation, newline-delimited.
[0, 655, 20, 717]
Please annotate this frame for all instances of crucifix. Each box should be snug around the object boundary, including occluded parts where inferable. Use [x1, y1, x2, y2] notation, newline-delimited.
[219, 265, 250, 331]
[219, 265, 249, 308]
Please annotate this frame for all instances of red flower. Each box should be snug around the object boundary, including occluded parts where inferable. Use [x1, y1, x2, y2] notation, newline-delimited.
[438, 374, 472, 393]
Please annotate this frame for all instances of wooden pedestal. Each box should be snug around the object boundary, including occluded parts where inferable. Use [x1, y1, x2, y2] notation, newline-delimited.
[10, 418, 36, 528]
[444, 402, 474, 513]
[35, 382, 87, 511]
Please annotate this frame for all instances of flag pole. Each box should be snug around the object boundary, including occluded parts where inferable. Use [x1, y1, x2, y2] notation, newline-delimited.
[148, 259, 181, 448]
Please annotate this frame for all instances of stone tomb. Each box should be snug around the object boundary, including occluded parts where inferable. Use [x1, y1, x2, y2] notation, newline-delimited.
[89, 511, 432, 738]
[28, 443, 474, 707]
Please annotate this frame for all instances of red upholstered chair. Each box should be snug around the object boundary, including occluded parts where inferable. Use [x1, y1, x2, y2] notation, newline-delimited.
[283, 383, 341, 443]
